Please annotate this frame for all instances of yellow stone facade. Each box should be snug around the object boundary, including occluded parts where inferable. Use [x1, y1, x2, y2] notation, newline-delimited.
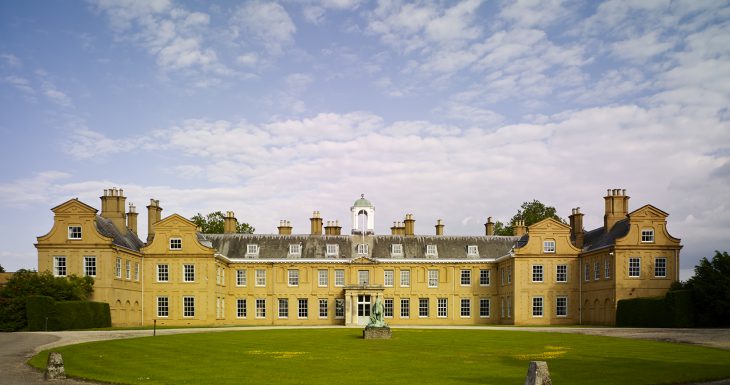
[35, 188, 681, 327]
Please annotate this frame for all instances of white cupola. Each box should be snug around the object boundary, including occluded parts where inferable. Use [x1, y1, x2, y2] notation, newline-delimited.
[351, 194, 375, 235]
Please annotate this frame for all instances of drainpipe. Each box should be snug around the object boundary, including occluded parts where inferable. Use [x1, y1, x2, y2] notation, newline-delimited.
[141, 254, 144, 326]
[579, 258, 582, 325]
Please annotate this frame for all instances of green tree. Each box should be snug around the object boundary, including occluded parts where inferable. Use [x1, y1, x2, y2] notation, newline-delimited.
[191, 211, 255, 234]
[0, 264, 5, 273]
[0, 270, 94, 331]
[493, 200, 565, 236]
[685, 251, 730, 326]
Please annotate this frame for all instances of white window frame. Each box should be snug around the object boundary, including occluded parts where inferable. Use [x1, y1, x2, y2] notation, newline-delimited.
[629, 257, 641, 278]
[125, 260, 131, 280]
[532, 296, 543, 317]
[556, 264, 567, 283]
[594, 261, 600, 280]
[256, 299, 266, 318]
[556, 296, 568, 317]
[479, 269, 490, 286]
[384, 298, 393, 318]
[479, 298, 490, 318]
[358, 270, 369, 285]
[318, 269, 328, 287]
[157, 264, 169, 282]
[655, 257, 667, 278]
[335, 298, 345, 319]
[384, 270, 394, 287]
[319, 298, 328, 318]
[278, 298, 289, 318]
[425, 244, 437, 257]
[400, 269, 410, 287]
[460, 298, 471, 318]
[134, 262, 139, 281]
[236, 269, 246, 286]
[237, 298, 247, 319]
[437, 298, 448, 318]
[507, 268, 511, 284]
[641, 228, 655, 243]
[357, 243, 369, 255]
[288, 269, 299, 286]
[183, 296, 195, 318]
[84, 256, 96, 277]
[183, 264, 195, 282]
[467, 245, 478, 257]
[391, 243, 403, 257]
[68, 226, 82, 240]
[335, 269, 345, 286]
[605, 258, 611, 279]
[255, 269, 266, 286]
[169, 237, 182, 250]
[532, 265, 543, 283]
[326, 244, 339, 257]
[428, 269, 439, 288]
[419, 298, 429, 317]
[157, 296, 169, 318]
[53, 256, 67, 277]
[584, 263, 591, 281]
[543, 239, 556, 253]
[115, 257, 122, 278]
[400, 298, 410, 318]
[246, 244, 259, 257]
[460, 269, 471, 286]
[298, 298, 308, 319]
[289, 243, 302, 257]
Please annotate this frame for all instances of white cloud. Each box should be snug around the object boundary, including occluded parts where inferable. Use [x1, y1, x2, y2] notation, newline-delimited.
[42, 84, 72, 107]
[0, 171, 71, 207]
[499, 0, 570, 28]
[0, 53, 22, 67]
[231, 2, 296, 55]
[64, 128, 147, 159]
[2, 75, 35, 96]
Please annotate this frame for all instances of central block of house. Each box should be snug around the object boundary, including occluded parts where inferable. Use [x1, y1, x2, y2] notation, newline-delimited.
[35, 189, 681, 327]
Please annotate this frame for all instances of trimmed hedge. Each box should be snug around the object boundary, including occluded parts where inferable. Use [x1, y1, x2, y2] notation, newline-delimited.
[26, 296, 110, 331]
[616, 290, 695, 327]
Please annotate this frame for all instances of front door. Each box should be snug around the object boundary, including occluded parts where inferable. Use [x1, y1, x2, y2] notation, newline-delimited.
[357, 295, 371, 325]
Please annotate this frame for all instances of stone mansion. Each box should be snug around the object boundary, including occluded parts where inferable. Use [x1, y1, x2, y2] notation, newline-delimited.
[36, 188, 681, 327]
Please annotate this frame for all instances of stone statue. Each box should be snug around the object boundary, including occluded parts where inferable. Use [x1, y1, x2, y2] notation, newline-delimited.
[368, 297, 386, 327]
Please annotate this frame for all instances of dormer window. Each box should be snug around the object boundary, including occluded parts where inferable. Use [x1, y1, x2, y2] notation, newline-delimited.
[169, 238, 182, 250]
[289, 244, 302, 256]
[357, 244, 369, 255]
[326, 244, 339, 257]
[641, 229, 654, 243]
[246, 244, 259, 256]
[391, 244, 403, 257]
[467, 245, 478, 257]
[68, 226, 82, 240]
[543, 240, 556, 253]
[425, 244, 438, 257]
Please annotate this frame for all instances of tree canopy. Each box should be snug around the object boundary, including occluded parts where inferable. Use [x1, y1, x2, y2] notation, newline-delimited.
[191, 211, 255, 234]
[0, 270, 94, 331]
[683, 251, 730, 326]
[493, 199, 565, 236]
[0, 264, 5, 273]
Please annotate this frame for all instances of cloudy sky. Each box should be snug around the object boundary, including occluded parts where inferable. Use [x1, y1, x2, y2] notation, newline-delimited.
[1, 1, 728, 279]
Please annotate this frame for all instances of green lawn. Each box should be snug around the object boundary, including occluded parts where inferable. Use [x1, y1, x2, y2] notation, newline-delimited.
[29, 328, 730, 385]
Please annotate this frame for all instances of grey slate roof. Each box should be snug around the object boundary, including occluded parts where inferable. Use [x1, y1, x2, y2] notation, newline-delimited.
[582, 218, 630, 252]
[201, 233, 519, 260]
[201, 234, 353, 259]
[95, 216, 144, 252]
[372, 235, 518, 259]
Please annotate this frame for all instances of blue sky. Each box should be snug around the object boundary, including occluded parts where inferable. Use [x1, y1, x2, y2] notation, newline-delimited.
[1, 0, 728, 279]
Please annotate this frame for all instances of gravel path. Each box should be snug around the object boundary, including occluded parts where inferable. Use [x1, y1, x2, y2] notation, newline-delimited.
[2, 326, 729, 385]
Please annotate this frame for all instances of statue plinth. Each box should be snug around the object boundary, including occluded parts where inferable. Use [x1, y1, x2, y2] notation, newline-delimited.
[363, 325, 392, 340]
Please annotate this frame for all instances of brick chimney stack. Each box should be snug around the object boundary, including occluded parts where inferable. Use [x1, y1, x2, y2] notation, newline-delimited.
[404, 214, 415, 236]
[127, 203, 138, 236]
[485, 216, 495, 236]
[569, 207, 585, 249]
[146, 199, 162, 243]
[224, 211, 237, 234]
[278, 220, 292, 235]
[513, 220, 527, 237]
[101, 188, 127, 234]
[310, 211, 323, 236]
[604, 188, 629, 232]
[435, 219, 444, 236]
